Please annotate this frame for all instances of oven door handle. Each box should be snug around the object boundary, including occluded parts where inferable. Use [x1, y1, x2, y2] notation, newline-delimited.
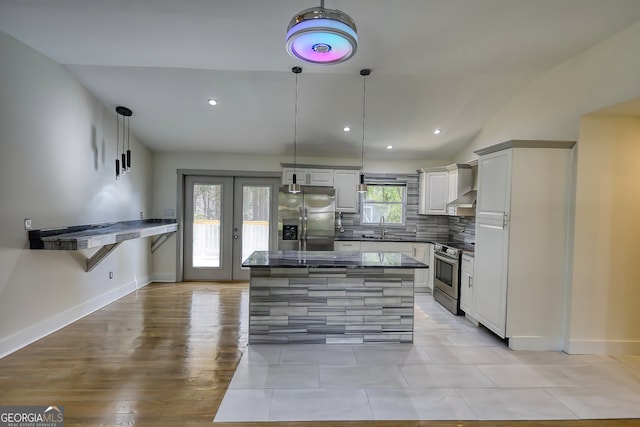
[434, 252, 459, 266]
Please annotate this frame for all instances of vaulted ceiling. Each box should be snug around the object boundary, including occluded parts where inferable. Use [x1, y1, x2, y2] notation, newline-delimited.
[2, 0, 640, 160]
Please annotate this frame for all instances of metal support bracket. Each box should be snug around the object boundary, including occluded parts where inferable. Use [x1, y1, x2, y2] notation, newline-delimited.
[151, 231, 176, 253]
[86, 243, 122, 272]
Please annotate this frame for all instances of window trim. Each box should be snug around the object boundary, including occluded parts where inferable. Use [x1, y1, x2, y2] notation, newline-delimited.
[360, 183, 407, 225]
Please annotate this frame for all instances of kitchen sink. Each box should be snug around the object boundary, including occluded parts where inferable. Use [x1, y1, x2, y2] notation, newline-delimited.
[361, 235, 403, 241]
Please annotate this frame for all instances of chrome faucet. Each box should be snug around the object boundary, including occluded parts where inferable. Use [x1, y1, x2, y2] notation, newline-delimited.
[379, 215, 385, 239]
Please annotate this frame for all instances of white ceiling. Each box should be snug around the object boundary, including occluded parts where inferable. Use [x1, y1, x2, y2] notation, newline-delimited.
[2, 0, 640, 161]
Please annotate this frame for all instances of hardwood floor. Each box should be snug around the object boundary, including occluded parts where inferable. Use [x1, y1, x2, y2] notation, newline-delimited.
[0, 281, 638, 427]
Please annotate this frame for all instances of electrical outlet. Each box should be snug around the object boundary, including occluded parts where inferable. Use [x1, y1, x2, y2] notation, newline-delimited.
[139, 211, 143, 219]
[163, 208, 175, 217]
[109, 271, 113, 279]
[24, 218, 32, 230]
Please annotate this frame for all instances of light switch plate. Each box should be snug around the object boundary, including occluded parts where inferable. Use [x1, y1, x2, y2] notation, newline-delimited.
[24, 218, 32, 230]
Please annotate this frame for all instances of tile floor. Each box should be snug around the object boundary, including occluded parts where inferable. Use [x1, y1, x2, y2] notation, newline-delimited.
[214, 294, 640, 422]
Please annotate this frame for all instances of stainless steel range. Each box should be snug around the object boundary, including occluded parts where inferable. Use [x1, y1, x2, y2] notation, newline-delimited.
[432, 242, 464, 315]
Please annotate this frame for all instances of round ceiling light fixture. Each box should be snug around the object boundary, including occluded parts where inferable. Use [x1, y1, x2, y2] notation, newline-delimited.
[286, 1, 358, 65]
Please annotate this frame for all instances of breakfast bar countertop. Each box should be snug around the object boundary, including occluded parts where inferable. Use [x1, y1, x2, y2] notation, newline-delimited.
[242, 250, 429, 269]
[28, 219, 178, 251]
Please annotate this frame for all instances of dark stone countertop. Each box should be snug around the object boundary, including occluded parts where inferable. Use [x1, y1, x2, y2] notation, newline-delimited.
[242, 250, 429, 269]
[28, 219, 178, 250]
[335, 236, 476, 256]
[334, 235, 433, 243]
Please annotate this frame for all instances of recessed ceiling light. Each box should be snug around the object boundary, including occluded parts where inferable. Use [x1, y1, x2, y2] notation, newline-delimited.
[208, 99, 218, 106]
[433, 128, 441, 135]
[343, 126, 351, 132]
[386, 145, 393, 150]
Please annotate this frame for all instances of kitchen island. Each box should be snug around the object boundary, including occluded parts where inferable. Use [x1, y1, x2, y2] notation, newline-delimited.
[242, 250, 428, 344]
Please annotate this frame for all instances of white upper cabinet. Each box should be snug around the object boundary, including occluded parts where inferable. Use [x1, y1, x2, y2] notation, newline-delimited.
[282, 165, 359, 212]
[308, 168, 334, 186]
[419, 164, 473, 215]
[476, 151, 512, 218]
[333, 169, 359, 213]
[418, 170, 449, 215]
[282, 167, 309, 185]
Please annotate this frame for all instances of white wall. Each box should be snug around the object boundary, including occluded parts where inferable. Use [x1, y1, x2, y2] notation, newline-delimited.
[455, 20, 640, 162]
[0, 31, 153, 357]
[451, 20, 640, 354]
[151, 152, 442, 281]
[567, 115, 640, 354]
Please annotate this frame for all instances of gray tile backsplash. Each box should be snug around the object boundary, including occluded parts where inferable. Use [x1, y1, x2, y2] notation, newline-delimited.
[335, 173, 468, 242]
[447, 216, 476, 244]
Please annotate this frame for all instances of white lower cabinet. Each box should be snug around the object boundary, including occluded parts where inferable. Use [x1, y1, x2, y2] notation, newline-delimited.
[333, 241, 361, 251]
[427, 243, 434, 292]
[337, 241, 429, 292]
[459, 254, 478, 324]
[412, 243, 429, 292]
[360, 241, 413, 253]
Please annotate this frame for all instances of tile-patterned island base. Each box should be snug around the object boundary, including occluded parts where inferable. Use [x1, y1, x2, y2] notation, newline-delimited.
[249, 266, 415, 344]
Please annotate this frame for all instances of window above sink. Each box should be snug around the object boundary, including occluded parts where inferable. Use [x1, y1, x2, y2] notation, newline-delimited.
[360, 184, 406, 225]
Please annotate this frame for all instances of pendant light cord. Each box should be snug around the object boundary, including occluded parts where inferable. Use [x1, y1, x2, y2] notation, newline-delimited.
[294, 71, 298, 168]
[117, 113, 120, 156]
[361, 71, 368, 172]
[123, 116, 126, 155]
[292, 67, 302, 169]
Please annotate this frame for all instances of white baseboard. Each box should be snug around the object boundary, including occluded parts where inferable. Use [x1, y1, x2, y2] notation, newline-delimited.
[151, 272, 177, 282]
[565, 339, 640, 355]
[0, 279, 145, 359]
[508, 335, 564, 351]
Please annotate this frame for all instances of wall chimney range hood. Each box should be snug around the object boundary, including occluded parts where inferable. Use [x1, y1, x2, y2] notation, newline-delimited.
[448, 189, 477, 209]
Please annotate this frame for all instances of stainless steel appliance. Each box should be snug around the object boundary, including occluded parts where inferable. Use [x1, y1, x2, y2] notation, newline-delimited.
[432, 243, 463, 315]
[278, 186, 336, 251]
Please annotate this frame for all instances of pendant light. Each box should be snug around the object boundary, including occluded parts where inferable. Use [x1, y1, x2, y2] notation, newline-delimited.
[288, 67, 302, 194]
[286, 0, 358, 65]
[115, 106, 132, 180]
[357, 69, 370, 193]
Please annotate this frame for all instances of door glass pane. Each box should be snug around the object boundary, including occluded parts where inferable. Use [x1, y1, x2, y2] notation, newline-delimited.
[242, 185, 271, 262]
[192, 183, 222, 267]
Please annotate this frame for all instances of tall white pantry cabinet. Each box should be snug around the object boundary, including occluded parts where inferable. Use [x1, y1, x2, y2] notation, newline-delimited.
[473, 140, 575, 351]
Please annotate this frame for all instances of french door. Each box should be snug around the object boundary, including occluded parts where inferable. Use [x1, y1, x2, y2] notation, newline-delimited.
[183, 175, 279, 281]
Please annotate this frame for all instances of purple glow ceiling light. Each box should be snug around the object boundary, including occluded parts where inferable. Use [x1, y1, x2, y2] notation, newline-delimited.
[286, 2, 358, 65]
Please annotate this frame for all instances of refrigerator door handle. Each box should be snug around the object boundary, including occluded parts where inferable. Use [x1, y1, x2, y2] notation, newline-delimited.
[298, 206, 304, 251]
[303, 207, 308, 251]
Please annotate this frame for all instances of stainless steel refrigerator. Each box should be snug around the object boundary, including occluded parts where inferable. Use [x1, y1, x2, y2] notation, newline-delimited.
[278, 186, 336, 251]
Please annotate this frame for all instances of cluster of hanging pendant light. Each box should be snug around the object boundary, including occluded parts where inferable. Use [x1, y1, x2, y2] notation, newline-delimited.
[115, 106, 132, 180]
